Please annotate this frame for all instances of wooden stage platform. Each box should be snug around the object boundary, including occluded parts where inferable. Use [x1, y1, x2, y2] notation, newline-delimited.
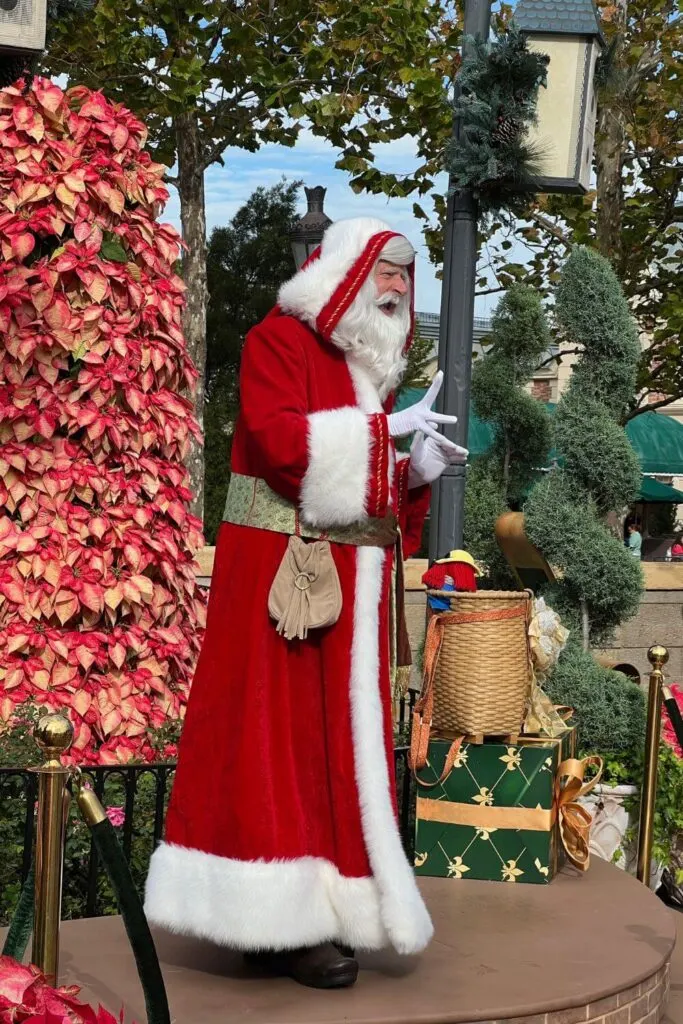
[52, 857, 675, 1024]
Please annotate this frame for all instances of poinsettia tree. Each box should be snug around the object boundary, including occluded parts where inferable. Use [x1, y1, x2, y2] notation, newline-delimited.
[0, 79, 205, 764]
[0, 955, 128, 1022]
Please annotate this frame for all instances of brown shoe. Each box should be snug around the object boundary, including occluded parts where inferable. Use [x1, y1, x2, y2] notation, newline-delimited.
[245, 942, 359, 989]
[335, 943, 355, 958]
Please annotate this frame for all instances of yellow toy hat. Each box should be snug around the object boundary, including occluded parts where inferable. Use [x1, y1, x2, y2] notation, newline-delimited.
[435, 549, 481, 575]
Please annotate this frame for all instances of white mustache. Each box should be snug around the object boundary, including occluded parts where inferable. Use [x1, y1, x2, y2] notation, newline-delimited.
[375, 292, 402, 307]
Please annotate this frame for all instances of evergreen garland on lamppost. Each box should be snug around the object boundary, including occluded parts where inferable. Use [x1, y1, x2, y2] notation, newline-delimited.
[446, 25, 550, 217]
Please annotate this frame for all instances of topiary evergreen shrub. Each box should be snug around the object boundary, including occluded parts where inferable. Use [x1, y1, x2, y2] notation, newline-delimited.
[464, 283, 551, 587]
[524, 246, 645, 754]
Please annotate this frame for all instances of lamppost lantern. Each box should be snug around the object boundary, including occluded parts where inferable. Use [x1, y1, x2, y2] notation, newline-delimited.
[0, 0, 47, 55]
[0, 0, 47, 89]
[514, 0, 604, 194]
[290, 186, 332, 270]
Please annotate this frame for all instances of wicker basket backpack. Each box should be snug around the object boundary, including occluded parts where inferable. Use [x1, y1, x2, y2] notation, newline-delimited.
[410, 590, 533, 776]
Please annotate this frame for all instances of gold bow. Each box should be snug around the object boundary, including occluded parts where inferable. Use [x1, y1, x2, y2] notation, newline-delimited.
[524, 675, 574, 737]
[555, 755, 603, 871]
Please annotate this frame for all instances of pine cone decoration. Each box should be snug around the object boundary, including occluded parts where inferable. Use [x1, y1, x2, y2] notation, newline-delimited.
[492, 115, 525, 145]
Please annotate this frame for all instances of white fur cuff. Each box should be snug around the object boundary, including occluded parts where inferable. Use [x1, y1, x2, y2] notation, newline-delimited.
[300, 407, 373, 527]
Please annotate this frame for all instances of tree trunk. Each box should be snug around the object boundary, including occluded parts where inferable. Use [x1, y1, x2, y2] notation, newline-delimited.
[176, 110, 208, 524]
[595, 0, 628, 268]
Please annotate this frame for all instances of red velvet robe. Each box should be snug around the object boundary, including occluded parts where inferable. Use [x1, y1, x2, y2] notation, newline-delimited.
[145, 220, 433, 955]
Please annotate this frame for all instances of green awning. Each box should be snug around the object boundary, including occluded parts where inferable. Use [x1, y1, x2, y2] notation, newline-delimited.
[395, 390, 683, 491]
[638, 477, 683, 503]
[625, 411, 683, 476]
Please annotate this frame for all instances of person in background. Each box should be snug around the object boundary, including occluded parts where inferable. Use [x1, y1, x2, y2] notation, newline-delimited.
[628, 522, 643, 560]
[671, 533, 683, 561]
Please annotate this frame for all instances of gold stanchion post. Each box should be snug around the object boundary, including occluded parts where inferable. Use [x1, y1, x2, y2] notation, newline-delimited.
[31, 713, 74, 984]
[636, 645, 669, 886]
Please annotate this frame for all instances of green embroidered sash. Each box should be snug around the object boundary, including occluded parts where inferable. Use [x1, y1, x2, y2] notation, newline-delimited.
[223, 473, 399, 548]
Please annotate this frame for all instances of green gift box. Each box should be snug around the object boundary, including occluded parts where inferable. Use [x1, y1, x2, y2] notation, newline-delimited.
[414, 727, 577, 884]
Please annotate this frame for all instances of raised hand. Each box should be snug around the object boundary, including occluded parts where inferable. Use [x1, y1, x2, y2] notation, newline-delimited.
[387, 371, 459, 445]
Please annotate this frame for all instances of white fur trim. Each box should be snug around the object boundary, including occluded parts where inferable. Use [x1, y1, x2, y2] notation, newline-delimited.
[300, 407, 372, 527]
[350, 546, 434, 955]
[347, 358, 396, 509]
[144, 844, 388, 952]
[278, 217, 394, 330]
[347, 358, 383, 414]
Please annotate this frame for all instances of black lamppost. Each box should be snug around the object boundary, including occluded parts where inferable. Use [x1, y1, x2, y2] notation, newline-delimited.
[428, 0, 493, 563]
[429, 0, 603, 562]
[290, 186, 333, 270]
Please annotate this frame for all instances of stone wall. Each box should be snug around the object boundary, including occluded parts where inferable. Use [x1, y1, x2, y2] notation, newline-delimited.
[600, 589, 683, 683]
[487, 962, 670, 1024]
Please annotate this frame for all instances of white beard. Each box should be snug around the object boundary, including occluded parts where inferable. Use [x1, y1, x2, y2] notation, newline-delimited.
[331, 275, 410, 400]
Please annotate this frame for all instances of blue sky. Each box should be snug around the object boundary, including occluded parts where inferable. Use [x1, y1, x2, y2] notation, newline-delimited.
[163, 128, 497, 318]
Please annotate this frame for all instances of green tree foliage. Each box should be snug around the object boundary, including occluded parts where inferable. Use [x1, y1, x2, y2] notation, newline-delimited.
[399, 331, 434, 395]
[43, 0, 460, 517]
[543, 639, 646, 755]
[463, 461, 514, 588]
[522, 247, 644, 757]
[471, 0, 683, 417]
[464, 284, 551, 586]
[525, 247, 643, 644]
[204, 181, 300, 544]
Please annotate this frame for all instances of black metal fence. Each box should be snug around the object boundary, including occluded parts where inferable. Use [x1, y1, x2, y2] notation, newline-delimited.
[0, 696, 418, 925]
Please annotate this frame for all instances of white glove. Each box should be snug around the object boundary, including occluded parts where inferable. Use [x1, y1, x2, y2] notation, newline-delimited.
[387, 371, 459, 446]
[407, 431, 468, 489]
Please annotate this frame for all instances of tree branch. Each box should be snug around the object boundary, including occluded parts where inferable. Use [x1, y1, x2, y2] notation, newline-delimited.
[474, 286, 506, 297]
[530, 212, 573, 250]
[626, 393, 683, 420]
[534, 347, 581, 371]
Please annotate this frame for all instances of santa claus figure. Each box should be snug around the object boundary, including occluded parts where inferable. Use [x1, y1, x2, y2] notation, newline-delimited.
[144, 217, 467, 988]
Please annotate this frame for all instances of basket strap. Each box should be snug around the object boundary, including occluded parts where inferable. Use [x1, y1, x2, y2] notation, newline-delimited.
[409, 613, 445, 772]
[435, 603, 528, 626]
[412, 735, 464, 788]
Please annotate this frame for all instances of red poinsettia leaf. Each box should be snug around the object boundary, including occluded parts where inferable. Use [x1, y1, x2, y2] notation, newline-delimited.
[104, 583, 124, 610]
[80, 582, 104, 614]
[44, 297, 71, 331]
[0, 77, 203, 763]
[35, 81, 63, 112]
[110, 124, 129, 152]
[63, 173, 86, 194]
[12, 231, 35, 260]
[0, 954, 36, 1003]
[55, 182, 76, 207]
[52, 662, 75, 688]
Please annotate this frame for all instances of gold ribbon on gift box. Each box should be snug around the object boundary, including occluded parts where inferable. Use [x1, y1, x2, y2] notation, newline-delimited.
[555, 755, 603, 871]
[417, 754, 603, 872]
